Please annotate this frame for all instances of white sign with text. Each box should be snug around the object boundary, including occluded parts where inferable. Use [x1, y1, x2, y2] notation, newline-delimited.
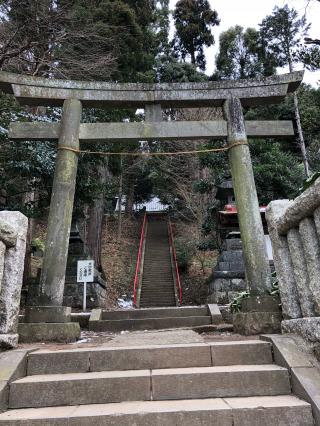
[77, 260, 94, 311]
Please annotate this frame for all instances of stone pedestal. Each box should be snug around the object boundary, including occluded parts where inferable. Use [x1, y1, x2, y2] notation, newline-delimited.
[207, 235, 246, 304]
[20, 306, 79, 343]
[25, 306, 71, 323]
[233, 295, 281, 335]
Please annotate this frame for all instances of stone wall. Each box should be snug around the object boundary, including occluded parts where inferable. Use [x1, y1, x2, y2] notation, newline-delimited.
[0, 211, 28, 348]
[266, 177, 320, 342]
[207, 235, 246, 305]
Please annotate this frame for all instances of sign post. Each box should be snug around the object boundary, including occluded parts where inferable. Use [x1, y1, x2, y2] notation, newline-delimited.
[77, 260, 94, 311]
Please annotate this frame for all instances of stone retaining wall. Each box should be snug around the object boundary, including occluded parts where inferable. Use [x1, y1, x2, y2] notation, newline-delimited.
[266, 178, 320, 341]
[0, 211, 28, 348]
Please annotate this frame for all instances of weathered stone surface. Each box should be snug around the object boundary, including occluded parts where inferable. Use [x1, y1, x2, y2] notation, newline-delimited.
[233, 312, 281, 335]
[299, 218, 320, 314]
[10, 120, 295, 142]
[241, 296, 280, 313]
[0, 212, 28, 340]
[221, 251, 243, 263]
[39, 99, 82, 307]
[0, 399, 233, 425]
[18, 322, 80, 343]
[9, 370, 151, 408]
[224, 97, 271, 296]
[0, 396, 313, 426]
[228, 395, 314, 426]
[281, 317, 320, 343]
[277, 177, 320, 235]
[313, 206, 320, 241]
[266, 201, 302, 319]
[291, 367, 320, 425]
[0, 242, 5, 292]
[152, 365, 290, 400]
[287, 228, 315, 317]
[0, 349, 29, 412]
[90, 344, 212, 372]
[210, 341, 272, 366]
[225, 238, 243, 250]
[27, 349, 90, 375]
[208, 304, 222, 324]
[24, 306, 71, 323]
[0, 221, 17, 248]
[0, 334, 18, 349]
[260, 335, 313, 369]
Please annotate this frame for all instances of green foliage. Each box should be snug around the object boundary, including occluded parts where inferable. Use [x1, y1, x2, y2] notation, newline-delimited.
[268, 272, 280, 297]
[215, 26, 276, 79]
[31, 238, 45, 253]
[230, 291, 250, 313]
[172, 0, 220, 70]
[259, 5, 315, 70]
[175, 237, 197, 271]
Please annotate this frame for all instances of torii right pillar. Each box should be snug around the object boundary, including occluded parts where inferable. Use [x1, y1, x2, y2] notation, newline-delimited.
[224, 97, 281, 335]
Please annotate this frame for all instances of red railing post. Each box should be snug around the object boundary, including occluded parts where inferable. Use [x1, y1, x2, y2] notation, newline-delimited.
[133, 212, 147, 306]
[168, 219, 182, 305]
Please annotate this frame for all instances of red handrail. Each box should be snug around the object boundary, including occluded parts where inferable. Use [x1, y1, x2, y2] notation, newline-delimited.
[168, 219, 182, 305]
[133, 212, 147, 306]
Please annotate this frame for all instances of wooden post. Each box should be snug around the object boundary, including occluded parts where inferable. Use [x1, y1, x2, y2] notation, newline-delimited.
[39, 99, 82, 306]
[224, 97, 271, 295]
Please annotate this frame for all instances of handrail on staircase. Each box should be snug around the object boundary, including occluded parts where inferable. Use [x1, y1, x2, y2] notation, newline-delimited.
[168, 219, 182, 305]
[133, 212, 147, 306]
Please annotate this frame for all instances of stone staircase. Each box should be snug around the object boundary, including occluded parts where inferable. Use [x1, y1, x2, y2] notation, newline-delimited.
[89, 305, 214, 332]
[0, 340, 313, 425]
[140, 216, 176, 307]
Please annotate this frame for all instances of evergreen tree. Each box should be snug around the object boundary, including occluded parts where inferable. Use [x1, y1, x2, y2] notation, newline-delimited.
[215, 26, 276, 80]
[259, 5, 315, 177]
[172, 0, 220, 70]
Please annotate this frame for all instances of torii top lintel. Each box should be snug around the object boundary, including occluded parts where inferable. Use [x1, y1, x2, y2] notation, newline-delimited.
[0, 71, 304, 108]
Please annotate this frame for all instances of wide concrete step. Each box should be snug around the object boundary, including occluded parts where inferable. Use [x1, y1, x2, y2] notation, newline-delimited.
[89, 315, 212, 332]
[101, 307, 209, 320]
[26, 341, 273, 375]
[9, 365, 290, 408]
[0, 396, 313, 425]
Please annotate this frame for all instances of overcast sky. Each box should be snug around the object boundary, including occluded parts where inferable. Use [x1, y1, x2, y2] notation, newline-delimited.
[169, 0, 320, 86]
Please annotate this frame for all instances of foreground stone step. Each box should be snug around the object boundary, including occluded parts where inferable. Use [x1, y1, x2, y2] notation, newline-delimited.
[101, 307, 209, 320]
[0, 396, 313, 425]
[89, 315, 212, 332]
[9, 364, 290, 408]
[26, 341, 273, 375]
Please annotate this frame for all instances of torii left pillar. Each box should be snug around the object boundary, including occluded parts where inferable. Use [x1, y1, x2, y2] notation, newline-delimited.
[22, 99, 81, 341]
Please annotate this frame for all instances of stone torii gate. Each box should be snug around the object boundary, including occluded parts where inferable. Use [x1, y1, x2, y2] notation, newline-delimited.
[1, 70, 303, 339]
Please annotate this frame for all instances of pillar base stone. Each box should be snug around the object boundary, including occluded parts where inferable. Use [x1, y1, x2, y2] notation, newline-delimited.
[24, 306, 71, 323]
[282, 317, 320, 343]
[233, 296, 282, 335]
[241, 295, 281, 313]
[18, 322, 80, 343]
[233, 312, 282, 335]
[0, 333, 19, 349]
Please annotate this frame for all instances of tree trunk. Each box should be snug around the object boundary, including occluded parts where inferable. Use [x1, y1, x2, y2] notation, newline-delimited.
[293, 92, 310, 177]
[87, 163, 109, 271]
[117, 159, 123, 242]
[125, 181, 135, 217]
[288, 61, 310, 177]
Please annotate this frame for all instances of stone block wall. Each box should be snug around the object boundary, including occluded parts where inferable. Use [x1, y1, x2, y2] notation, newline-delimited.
[266, 177, 320, 342]
[207, 236, 246, 305]
[0, 211, 28, 348]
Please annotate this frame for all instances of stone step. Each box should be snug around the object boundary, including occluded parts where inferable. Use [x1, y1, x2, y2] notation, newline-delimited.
[101, 307, 208, 320]
[0, 396, 313, 425]
[9, 365, 290, 409]
[89, 315, 212, 332]
[26, 341, 273, 375]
